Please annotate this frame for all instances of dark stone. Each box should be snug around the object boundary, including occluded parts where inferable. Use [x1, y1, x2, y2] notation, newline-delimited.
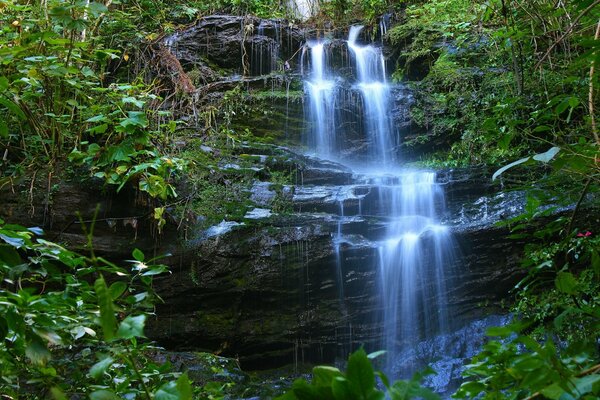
[166, 16, 306, 76]
[144, 164, 533, 370]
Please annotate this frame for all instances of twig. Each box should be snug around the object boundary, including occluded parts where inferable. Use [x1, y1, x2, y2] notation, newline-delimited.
[535, 0, 600, 70]
[565, 176, 592, 239]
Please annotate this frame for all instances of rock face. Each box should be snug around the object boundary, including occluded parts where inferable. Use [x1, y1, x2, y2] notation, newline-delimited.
[146, 154, 528, 370]
[166, 15, 306, 75]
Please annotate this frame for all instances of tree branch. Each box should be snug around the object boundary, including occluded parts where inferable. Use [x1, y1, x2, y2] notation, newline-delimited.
[534, 0, 600, 70]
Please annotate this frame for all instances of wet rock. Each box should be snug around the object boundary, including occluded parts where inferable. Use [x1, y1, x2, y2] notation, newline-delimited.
[166, 16, 306, 76]
[250, 181, 277, 206]
[146, 163, 535, 370]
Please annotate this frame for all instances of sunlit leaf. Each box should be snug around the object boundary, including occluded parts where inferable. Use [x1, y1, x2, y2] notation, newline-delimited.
[116, 315, 145, 339]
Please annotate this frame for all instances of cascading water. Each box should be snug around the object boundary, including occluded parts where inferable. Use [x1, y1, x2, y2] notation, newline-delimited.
[303, 26, 456, 377]
[303, 42, 338, 157]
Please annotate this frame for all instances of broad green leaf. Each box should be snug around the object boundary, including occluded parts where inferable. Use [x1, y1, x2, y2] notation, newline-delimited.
[486, 325, 514, 337]
[0, 98, 26, 120]
[94, 276, 117, 340]
[0, 244, 22, 266]
[89, 356, 114, 379]
[122, 96, 145, 108]
[132, 248, 145, 262]
[88, 123, 108, 134]
[88, 2, 109, 17]
[109, 281, 127, 300]
[313, 366, 343, 386]
[49, 387, 67, 400]
[541, 383, 566, 400]
[555, 99, 570, 115]
[120, 111, 148, 128]
[555, 271, 577, 294]
[346, 348, 376, 398]
[155, 375, 193, 400]
[572, 374, 600, 396]
[116, 315, 145, 339]
[331, 376, 353, 400]
[290, 378, 319, 398]
[176, 373, 193, 400]
[25, 335, 51, 366]
[90, 390, 119, 400]
[86, 114, 106, 123]
[0, 76, 8, 91]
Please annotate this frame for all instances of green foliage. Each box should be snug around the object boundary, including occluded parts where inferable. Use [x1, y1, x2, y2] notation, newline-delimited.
[455, 324, 600, 399]
[280, 348, 440, 400]
[394, 0, 600, 167]
[0, 1, 189, 232]
[0, 218, 199, 399]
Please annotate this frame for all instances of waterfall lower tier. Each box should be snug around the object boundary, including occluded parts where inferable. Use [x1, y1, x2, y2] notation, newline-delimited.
[302, 26, 457, 378]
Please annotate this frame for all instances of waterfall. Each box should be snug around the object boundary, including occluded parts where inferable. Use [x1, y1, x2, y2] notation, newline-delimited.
[304, 42, 338, 157]
[303, 26, 455, 377]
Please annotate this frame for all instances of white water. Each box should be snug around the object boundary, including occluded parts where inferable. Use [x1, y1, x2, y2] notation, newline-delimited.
[303, 42, 338, 157]
[303, 26, 455, 376]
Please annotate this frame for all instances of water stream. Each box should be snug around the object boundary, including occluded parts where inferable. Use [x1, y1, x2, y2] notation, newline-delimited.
[303, 26, 456, 377]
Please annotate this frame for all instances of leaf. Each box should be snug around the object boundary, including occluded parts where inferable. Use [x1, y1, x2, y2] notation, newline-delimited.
[492, 156, 530, 181]
[88, 1, 109, 17]
[116, 315, 145, 339]
[313, 366, 343, 387]
[367, 350, 386, 360]
[331, 377, 354, 400]
[132, 248, 145, 262]
[120, 111, 148, 128]
[555, 271, 577, 294]
[94, 275, 117, 341]
[0, 76, 8, 91]
[0, 97, 26, 120]
[109, 281, 127, 300]
[27, 226, 44, 235]
[176, 373, 193, 400]
[90, 390, 119, 400]
[89, 356, 114, 379]
[541, 382, 566, 400]
[25, 334, 51, 366]
[88, 123, 108, 134]
[555, 99, 570, 115]
[532, 146, 560, 163]
[122, 96, 145, 108]
[86, 114, 106, 123]
[572, 374, 600, 396]
[49, 387, 67, 400]
[0, 244, 22, 266]
[154, 374, 193, 400]
[0, 232, 25, 248]
[346, 348, 376, 398]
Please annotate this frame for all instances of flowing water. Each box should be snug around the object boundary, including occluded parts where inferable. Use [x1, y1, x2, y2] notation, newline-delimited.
[303, 26, 455, 376]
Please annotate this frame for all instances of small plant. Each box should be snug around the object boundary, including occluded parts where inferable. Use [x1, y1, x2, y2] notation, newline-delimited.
[278, 348, 440, 400]
[0, 217, 197, 399]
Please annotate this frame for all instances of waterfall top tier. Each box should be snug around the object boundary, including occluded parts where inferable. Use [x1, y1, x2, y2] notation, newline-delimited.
[304, 26, 396, 167]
